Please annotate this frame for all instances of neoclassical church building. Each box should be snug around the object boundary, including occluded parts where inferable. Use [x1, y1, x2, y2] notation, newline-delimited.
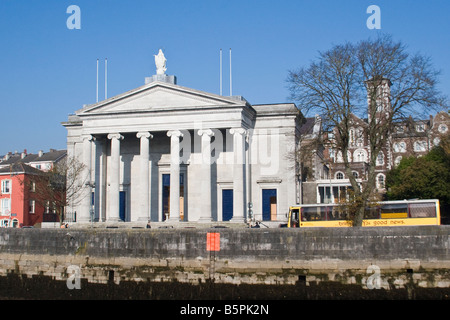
[63, 51, 302, 225]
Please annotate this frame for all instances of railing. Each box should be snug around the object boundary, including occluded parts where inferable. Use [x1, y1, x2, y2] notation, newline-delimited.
[63, 211, 77, 223]
[42, 213, 59, 223]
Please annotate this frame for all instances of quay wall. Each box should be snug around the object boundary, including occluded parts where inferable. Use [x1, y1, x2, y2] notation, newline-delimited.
[0, 226, 449, 291]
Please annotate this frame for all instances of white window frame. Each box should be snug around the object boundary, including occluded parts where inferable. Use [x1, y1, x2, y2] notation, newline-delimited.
[414, 141, 427, 152]
[376, 174, 385, 189]
[353, 149, 367, 162]
[1, 180, 11, 194]
[393, 142, 406, 153]
[335, 172, 344, 180]
[1, 198, 11, 215]
[349, 128, 355, 146]
[29, 200, 35, 214]
[376, 152, 384, 166]
[416, 124, 425, 132]
[438, 124, 448, 133]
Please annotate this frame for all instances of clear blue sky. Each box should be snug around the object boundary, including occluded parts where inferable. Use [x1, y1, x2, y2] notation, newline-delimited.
[0, 0, 449, 154]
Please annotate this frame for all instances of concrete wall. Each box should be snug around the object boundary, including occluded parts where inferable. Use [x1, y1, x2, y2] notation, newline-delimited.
[0, 226, 449, 290]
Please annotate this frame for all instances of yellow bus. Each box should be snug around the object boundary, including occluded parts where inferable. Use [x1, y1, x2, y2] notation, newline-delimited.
[287, 199, 441, 228]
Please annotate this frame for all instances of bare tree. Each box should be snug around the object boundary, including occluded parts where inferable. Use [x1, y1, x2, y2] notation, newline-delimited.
[287, 35, 447, 226]
[21, 157, 87, 225]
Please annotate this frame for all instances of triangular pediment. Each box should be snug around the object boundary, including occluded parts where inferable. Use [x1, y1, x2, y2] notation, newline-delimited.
[77, 81, 245, 116]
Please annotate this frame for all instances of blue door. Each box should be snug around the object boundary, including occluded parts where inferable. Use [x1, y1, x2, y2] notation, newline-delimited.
[222, 189, 233, 221]
[262, 189, 277, 221]
[119, 191, 126, 221]
[162, 174, 170, 221]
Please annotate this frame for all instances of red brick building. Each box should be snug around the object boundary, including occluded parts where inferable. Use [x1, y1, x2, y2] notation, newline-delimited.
[0, 163, 45, 227]
[0, 149, 67, 227]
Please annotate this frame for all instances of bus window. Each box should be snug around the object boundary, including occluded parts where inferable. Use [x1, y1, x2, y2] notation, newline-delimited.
[302, 207, 330, 221]
[364, 206, 380, 219]
[290, 208, 300, 227]
[381, 203, 408, 219]
[382, 203, 408, 214]
[331, 206, 349, 221]
[409, 203, 436, 218]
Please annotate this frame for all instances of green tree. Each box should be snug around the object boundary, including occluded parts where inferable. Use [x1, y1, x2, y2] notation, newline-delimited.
[386, 138, 450, 206]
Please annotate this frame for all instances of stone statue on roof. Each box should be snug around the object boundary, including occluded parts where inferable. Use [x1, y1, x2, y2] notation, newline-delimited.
[154, 49, 167, 75]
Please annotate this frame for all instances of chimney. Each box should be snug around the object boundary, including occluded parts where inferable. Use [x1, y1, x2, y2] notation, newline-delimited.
[38, 150, 44, 157]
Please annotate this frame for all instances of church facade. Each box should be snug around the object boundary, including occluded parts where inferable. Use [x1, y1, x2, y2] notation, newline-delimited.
[63, 53, 302, 225]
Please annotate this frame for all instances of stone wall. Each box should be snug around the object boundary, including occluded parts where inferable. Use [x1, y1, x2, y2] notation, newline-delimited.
[0, 226, 449, 290]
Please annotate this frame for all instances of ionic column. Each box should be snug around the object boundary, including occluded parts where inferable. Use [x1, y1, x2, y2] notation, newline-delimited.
[198, 129, 214, 222]
[107, 133, 123, 222]
[136, 131, 153, 221]
[93, 138, 107, 222]
[230, 128, 246, 222]
[167, 130, 183, 222]
[79, 134, 93, 223]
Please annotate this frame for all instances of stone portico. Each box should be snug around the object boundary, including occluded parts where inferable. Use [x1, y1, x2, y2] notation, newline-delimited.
[63, 56, 302, 225]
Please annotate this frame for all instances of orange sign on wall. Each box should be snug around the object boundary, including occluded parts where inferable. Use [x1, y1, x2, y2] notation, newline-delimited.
[207, 232, 220, 251]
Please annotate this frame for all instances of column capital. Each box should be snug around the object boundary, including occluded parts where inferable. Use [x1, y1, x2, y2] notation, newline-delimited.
[82, 134, 95, 142]
[137, 131, 153, 139]
[167, 130, 183, 138]
[198, 129, 215, 138]
[230, 128, 246, 136]
[107, 133, 124, 140]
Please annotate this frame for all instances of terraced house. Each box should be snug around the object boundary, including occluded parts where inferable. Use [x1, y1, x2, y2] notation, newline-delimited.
[0, 149, 67, 227]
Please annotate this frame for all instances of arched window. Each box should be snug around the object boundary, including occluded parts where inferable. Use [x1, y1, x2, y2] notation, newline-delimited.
[11, 219, 19, 228]
[336, 172, 344, 180]
[376, 152, 384, 166]
[353, 149, 367, 162]
[394, 156, 402, 167]
[377, 174, 385, 189]
[352, 171, 359, 179]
